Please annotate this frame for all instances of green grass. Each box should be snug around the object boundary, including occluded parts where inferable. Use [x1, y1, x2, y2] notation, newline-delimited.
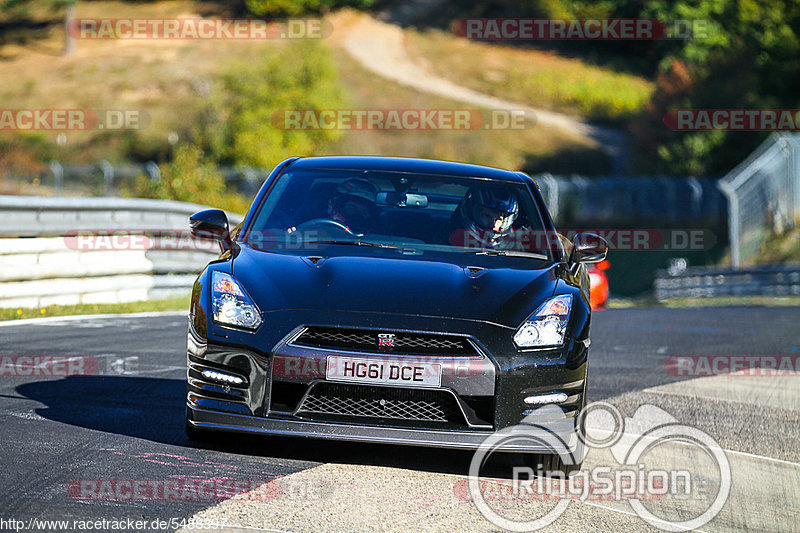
[404, 29, 653, 123]
[754, 228, 800, 263]
[607, 295, 800, 309]
[328, 45, 609, 173]
[661, 296, 800, 308]
[0, 1, 613, 181]
[0, 1, 277, 165]
[0, 294, 189, 321]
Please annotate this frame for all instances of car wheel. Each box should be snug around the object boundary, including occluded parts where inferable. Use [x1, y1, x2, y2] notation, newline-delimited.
[527, 452, 582, 478]
[526, 363, 588, 478]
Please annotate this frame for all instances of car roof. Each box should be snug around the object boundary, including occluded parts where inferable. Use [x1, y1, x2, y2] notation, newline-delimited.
[286, 156, 526, 183]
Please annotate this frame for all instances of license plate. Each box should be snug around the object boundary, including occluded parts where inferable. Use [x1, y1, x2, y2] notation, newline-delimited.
[325, 356, 442, 388]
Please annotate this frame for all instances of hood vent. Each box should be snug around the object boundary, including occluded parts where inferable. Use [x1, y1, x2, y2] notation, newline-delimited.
[464, 266, 487, 278]
[302, 256, 327, 267]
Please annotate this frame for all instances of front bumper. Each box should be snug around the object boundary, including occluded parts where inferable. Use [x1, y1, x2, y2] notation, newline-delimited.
[186, 404, 579, 452]
[186, 335, 587, 453]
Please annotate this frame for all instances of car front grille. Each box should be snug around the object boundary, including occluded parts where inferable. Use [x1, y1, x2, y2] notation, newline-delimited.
[291, 327, 479, 356]
[295, 382, 467, 425]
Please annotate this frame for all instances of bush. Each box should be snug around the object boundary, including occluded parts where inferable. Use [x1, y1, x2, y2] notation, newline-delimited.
[195, 40, 348, 170]
[131, 145, 250, 215]
[244, 0, 374, 17]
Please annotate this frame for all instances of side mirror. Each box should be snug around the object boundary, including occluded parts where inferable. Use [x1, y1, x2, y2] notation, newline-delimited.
[569, 232, 608, 264]
[190, 209, 231, 251]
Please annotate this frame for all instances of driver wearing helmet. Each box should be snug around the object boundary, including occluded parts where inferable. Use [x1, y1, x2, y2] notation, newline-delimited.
[327, 179, 380, 235]
[448, 187, 520, 249]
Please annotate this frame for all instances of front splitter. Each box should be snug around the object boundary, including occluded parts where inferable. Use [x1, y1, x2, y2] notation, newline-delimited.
[188, 404, 578, 453]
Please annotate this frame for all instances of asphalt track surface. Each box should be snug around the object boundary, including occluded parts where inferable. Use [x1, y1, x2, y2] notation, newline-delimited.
[0, 307, 798, 532]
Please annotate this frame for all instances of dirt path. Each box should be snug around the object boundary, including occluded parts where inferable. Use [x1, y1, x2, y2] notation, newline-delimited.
[334, 5, 628, 173]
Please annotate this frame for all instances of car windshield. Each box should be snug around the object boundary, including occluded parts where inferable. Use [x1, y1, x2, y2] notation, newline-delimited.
[245, 169, 554, 259]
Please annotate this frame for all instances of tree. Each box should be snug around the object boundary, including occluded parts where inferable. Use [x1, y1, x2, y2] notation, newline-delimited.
[131, 144, 250, 214]
[0, 0, 78, 55]
[195, 40, 348, 169]
[633, 0, 800, 175]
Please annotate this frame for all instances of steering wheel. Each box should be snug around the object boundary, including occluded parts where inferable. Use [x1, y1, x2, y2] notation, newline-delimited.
[295, 218, 358, 237]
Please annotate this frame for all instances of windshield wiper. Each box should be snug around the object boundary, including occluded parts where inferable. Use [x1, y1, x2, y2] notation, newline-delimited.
[306, 240, 414, 252]
[474, 248, 548, 260]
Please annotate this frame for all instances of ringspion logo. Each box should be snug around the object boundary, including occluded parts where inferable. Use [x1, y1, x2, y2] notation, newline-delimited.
[468, 402, 730, 531]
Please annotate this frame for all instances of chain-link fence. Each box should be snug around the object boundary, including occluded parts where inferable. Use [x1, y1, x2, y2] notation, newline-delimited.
[718, 133, 800, 267]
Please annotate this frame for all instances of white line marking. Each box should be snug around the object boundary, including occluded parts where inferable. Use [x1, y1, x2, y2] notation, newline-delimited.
[722, 448, 800, 468]
[6, 411, 46, 421]
[586, 419, 800, 468]
[0, 311, 187, 327]
[642, 386, 800, 413]
[580, 500, 709, 532]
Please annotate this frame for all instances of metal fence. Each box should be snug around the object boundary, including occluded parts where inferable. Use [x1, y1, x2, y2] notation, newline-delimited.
[718, 133, 800, 267]
[6, 162, 270, 198]
[6, 161, 728, 230]
[655, 263, 800, 300]
[533, 173, 725, 229]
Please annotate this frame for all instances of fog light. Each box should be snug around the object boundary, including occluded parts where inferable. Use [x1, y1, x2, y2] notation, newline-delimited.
[201, 369, 245, 386]
[523, 392, 568, 405]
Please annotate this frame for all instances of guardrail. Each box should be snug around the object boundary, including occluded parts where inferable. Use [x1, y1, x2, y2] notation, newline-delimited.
[7, 161, 728, 230]
[7, 161, 268, 197]
[654, 263, 800, 300]
[0, 196, 243, 308]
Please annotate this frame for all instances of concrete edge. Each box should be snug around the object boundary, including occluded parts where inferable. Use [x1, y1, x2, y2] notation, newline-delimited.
[0, 310, 188, 327]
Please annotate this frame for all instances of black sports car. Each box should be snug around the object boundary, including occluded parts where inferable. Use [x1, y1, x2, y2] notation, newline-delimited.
[185, 156, 607, 469]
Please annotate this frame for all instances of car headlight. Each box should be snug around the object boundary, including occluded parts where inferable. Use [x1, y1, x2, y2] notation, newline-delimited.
[211, 271, 262, 330]
[513, 294, 572, 348]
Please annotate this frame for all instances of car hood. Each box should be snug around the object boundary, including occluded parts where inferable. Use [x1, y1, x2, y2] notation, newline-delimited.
[231, 245, 559, 329]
